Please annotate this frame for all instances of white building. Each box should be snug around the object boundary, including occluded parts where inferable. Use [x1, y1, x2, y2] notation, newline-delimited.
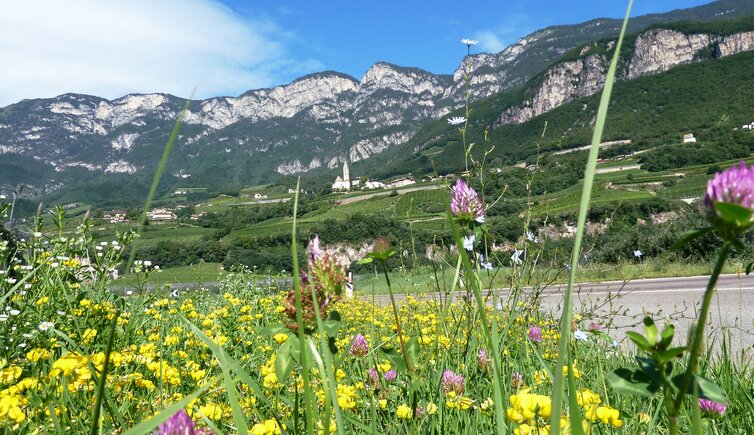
[385, 177, 416, 189]
[743, 122, 754, 130]
[683, 133, 696, 143]
[147, 208, 176, 221]
[253, 193, 268, 199]
[364, 180, 385, 190]
[332, 161, 359, 191]
[105, 210, 126, 223]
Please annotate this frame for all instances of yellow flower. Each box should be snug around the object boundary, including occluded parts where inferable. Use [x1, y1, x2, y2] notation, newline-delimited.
[0, 366, 22, 384]
[273, 333, 288, 344]
[595, 406, 622, 428]
[26, 348, 51, 363]
[426, 402, 438, 415]
[36, 296, 50, 305]
[638, 412, 650, 424]
[576, 389, 601, 407]
[198, 402, 223, 421]
[82, 328, 97, 344]
[378, 399, 387, 410]
[252, 419, 284, 435]
[506, 389, 551, 424]
[396, 404, 412, 420]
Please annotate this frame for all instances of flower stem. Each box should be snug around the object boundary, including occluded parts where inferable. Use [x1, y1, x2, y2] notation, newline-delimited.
[380, 261, 414, 373]
[670, 242, 731, 426]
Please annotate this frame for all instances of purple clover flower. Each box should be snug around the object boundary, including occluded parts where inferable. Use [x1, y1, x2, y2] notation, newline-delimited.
[350, 334, 369, 357]
[699, 398, 726, 416]
[441, 369, 465, 395]
[384, 369, 397, 382]
[367, 367, 379, 383]
[705, 161, 754, 213]
[477, 349, 490, 371]
[450, 179, 485, 224]
[155, 409, 196, 434]
[528, 325, 542, 343]
[588, 322, 605, 333]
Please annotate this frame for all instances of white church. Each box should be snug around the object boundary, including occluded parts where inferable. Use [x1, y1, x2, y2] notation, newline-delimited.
[332, 161, 360, 191]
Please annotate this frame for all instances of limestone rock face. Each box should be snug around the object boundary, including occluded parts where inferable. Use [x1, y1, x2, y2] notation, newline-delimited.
[494, 29, 754, 127]
[497, 54, 607, 125]
[628, 29, 712, 79]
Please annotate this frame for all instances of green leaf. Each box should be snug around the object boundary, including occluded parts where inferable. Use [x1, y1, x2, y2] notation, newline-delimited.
[405, 337, 420, 368]
[657, 347, 686, 364]
[660, 324, 675, 349]
[356, 257, 373, 265]
[626, 331, 651, 351]
[608, 368, 659, 397]
[259, 324, 290, 336]
[322, 320, 341, 337]
[671, 374, 728, 403]
[671, 227, 713, 250]
[746, 261, 754, 275]
[378, 347, 407, 373]
[643, 317, 658, 346]
[714, 202, 753, 225]
[275, 340, 294, 383]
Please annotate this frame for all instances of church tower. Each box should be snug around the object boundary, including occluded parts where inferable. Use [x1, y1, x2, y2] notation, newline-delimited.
[343, 161, 350, 183]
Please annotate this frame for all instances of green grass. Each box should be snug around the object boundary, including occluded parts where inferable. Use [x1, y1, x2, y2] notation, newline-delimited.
[117, 262, 225, 285]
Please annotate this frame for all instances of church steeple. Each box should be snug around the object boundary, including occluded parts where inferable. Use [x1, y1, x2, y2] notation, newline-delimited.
[343, 161, 350, 182]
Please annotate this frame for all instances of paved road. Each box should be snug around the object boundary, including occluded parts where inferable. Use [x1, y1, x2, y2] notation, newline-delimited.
[365, 274, 754, 355]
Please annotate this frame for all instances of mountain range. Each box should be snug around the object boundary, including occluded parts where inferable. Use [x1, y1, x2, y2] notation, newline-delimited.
[2, 0, 754, 206]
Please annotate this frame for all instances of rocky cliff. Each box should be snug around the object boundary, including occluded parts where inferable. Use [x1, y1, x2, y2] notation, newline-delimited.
[495, 28, 754, 127]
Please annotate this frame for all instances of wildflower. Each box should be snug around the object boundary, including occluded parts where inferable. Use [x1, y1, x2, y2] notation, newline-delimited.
[447, 116, 467, 126]
[479, 254, 493, 270]
[350, 334, 369, 357]
[592, 405, 623, 428]
[506, 389, 552, 424]
[526, 231, 538, 243]
[477, 349, 490, 371]
[471, 397, 491, 417]
[251, 419, 284, 435]
[638, 412, 651, 424]
[367, 367, 379, 384]
[704, 161, 754, 237]
[451, 179, 485, 224]
[588, 322, 605, 333]
[384, 369, 397, 382]
[527, 326, 542, 343]
[426, 402, 438, 415]
[463, 235, 475, 251]
[197, 402, 223, 421]
[441, 370, 465, 396]
[574, 329, 589, 342]
[308, 235, 324, 262]
[511, 371, 526, 389]
[273, 333, 288, 344]
[38, 321, 55, 331]
[154, 409, 202, 434]
[396, 404, 412, 420]
[699, 398, 727, 416]
[461, 38, 479, 46]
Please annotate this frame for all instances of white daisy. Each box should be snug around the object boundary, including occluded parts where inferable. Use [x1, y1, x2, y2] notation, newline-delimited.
[447, 116, 467, 126]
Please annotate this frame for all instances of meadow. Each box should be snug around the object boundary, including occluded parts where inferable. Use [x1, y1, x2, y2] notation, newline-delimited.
[2, 5, 754, 434]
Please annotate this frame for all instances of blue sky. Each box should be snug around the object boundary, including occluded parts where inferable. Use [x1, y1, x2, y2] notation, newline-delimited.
[0, 0, 711, 105]
[220, 0, 711, 79]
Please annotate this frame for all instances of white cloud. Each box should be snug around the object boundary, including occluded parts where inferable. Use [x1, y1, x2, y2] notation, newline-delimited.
[0, 0, 322, 106]
[473, 14, 544, 54]
[475, 31, 506, 53]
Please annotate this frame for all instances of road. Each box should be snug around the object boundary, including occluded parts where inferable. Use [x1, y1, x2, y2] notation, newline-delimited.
[365, 274, 754, 355]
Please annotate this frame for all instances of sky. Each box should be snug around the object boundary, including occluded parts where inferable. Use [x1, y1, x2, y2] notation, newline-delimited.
[0, 0, 712, 106]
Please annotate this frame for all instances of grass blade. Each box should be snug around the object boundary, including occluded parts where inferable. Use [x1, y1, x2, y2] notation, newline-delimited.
[121, 382, 213, 435]
[550, 1, 634, 433]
